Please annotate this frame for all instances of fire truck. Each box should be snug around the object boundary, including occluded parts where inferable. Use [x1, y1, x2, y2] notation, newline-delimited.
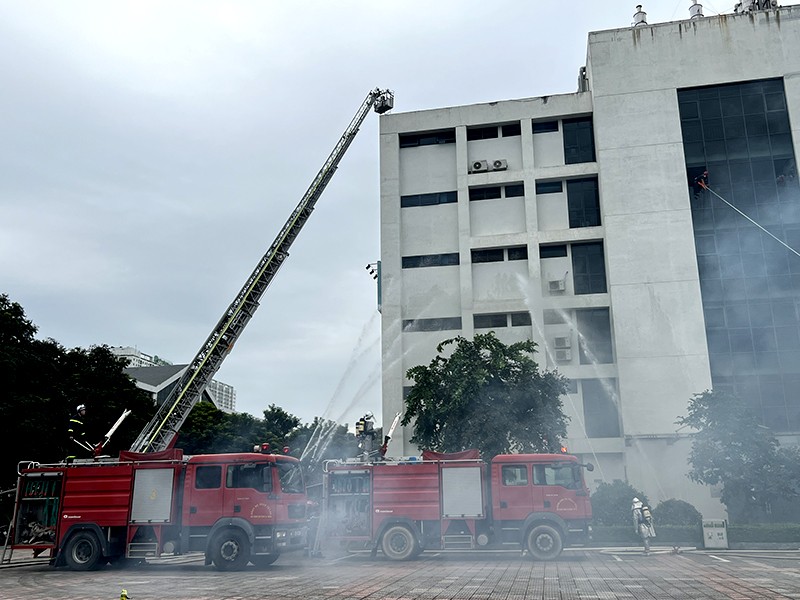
[2, 88, 394, 570]
[321, 449, 594, 561]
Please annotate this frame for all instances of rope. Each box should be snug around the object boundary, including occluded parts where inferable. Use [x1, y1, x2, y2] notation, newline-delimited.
[697, 180, 800, 259]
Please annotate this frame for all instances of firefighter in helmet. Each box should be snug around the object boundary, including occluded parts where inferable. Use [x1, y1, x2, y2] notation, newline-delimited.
[67, 404, 90, 456]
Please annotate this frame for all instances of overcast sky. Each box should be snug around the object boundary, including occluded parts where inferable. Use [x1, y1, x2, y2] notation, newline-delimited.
[0, 1, 723, 429]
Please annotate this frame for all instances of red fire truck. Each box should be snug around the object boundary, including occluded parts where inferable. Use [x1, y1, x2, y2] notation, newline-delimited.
[321, 450, 594, 560]
[9, 448, 307, 570]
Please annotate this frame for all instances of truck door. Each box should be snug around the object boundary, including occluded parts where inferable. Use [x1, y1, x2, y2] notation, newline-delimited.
[184, 463, 225, 527]
[532, 462, 584, 519]
[493, 463, 541, 521]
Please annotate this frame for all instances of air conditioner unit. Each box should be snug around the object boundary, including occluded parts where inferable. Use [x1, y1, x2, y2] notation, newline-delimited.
[553, 336, 571, 349]
[469, 160, 490, 173]
[555, 349, 572, 362]
[492, 159, 508, 171]
[548, 280, 566, 293]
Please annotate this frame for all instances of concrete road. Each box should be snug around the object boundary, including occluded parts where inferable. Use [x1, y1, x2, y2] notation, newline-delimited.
[2, 547, 800, 599]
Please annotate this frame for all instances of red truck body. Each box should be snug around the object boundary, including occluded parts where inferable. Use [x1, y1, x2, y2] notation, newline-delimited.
[9, 449, 307, 570]
[322, 452, 592, 560]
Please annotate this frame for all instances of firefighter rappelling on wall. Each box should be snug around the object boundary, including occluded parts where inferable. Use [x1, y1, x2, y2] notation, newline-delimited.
[2, 87, 395, 571]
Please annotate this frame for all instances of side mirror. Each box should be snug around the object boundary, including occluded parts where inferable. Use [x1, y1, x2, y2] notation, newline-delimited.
[583, 463, 595, 472]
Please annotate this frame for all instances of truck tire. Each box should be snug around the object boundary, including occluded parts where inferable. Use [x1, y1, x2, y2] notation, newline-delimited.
[381, 525, 417, 561]
[64, 531, 103, 571]
[210, 529, 250, 571]
[250, 553, 280, 568]
[526, 524, 563, 561]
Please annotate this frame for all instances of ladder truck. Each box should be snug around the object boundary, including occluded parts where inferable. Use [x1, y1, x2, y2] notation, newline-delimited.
[3, 88, 394, 571]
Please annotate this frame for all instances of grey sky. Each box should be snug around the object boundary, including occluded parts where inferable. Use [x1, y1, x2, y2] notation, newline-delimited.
[0, 1, 697, 428]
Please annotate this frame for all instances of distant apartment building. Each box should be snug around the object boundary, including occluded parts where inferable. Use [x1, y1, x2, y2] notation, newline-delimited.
[378, 4, 800, 515]
[111, 346, 236, 413]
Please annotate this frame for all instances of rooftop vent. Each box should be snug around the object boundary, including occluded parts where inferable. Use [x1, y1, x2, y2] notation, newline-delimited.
[689, 0, 704, 19]
[633, 4, 647, 26]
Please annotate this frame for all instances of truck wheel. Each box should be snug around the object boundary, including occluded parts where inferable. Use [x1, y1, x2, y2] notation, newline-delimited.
[250, 553, 280, 568]
[210, 529, 250, 571]
[381, 525, 417, 561]
[526, 524, 563, 561]
[64, 532, 103, 571]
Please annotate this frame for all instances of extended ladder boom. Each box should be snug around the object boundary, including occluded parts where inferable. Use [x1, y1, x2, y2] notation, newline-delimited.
[130, 88, 394, 453]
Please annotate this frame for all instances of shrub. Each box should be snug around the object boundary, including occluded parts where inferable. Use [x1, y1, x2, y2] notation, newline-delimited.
[653, 499, 702, 527]
[590, 480, 649, 526]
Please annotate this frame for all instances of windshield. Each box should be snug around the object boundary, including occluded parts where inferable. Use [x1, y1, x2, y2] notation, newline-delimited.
[277, 461, 304, 494]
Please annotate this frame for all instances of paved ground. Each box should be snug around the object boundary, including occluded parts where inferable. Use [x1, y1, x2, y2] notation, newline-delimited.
[2, 547, 800, 599]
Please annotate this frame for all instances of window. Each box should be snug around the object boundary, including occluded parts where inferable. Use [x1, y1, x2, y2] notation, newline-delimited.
[533, 463, 580, 489]
[543, 310, 566, 325]
[403, 317, 462, 332]
[536, 180, 563, 194]
[539, 244, 568, 259]
[501, 123, 522, 137]
[508, 246, 528, 261]
[469, 187, 502, 201]
[502, 465, 529, 486]
[226, 463, 272, 493]
[195, 465, 222, 489]
[402, 253, 460, 268]
[467, 126, 499, 141]
[399, 129, 456, 147]
[505, 183, 525, 198]
[510, 312, 532, 327]
[277, 461, 304, 494]
[582, 379, 621, 438]
[571, 242, 607, 294]
[474, 313, 507, 329]
[471, 248, 504, 263]
[533, 120, 559, 134]
[567, 177, 601, 228]
[576, 308, 614, 364]
[401, 191, 457, 207]
[563, 116, 596, 164]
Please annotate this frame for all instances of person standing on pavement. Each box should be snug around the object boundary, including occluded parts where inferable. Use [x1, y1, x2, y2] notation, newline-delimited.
[632, 497, 656, 554]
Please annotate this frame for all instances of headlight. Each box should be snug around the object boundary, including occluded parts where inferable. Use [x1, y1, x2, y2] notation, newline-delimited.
[276, 531, 287, 539]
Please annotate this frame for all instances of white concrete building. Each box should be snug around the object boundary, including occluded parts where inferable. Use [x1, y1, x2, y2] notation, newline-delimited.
[378, 4, 800, 515]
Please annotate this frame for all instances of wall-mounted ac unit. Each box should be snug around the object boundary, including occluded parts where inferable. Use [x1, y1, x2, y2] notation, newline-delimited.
[548, 280, 566, 293]
[555, 349, 572, 362]
[553, 336, 571, 349]
[469, 160, 490, 173]
[492, 159, 508, 171]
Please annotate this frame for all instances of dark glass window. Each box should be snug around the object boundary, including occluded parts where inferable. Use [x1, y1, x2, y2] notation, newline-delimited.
[467, 126, 499, 141]
[403, 317, 462, 332]
[533, 120, 559, 134]
[277, 462, 304, 494]
[501, 123, 522, 137]
[571, 242, 607, 294]
[567, 177, 601, 228]
[540, 244, 568, 259]
[401, 191, 457, 207]
[471, 248, 504, 263]
[195, 465, 222, 489]
[508, 246, 528, 261]
[469, 187, 502, 201]
[680, 78, 800, 431]
[563, 116, 596, 164]
[536, 180, 563, 194]
[502, 465, 528, 486]
[474, 313, 507, 329]
[582, 379, 621, 438]
[402, 253, 460, 268]
[576, 308, 613, 364]
[505, 183, 525, 198]
[226, 463, 272, 493]
[399, 129, 456, 147]
[510, 312, 532, 326]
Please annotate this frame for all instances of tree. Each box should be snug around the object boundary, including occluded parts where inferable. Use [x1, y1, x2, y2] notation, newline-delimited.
[402, 332, 569, 459]
[590, 480, 649, 526]
[677, 389, 800, 523]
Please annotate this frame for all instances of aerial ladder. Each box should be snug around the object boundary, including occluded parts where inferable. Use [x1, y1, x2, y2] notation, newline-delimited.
[129, 88, 394, 454]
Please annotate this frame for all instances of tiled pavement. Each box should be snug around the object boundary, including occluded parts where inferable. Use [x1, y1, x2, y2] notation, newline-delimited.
[2, 547, 800, 599]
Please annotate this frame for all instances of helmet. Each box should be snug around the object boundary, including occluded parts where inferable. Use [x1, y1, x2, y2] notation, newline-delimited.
[76, 404, 86, 412]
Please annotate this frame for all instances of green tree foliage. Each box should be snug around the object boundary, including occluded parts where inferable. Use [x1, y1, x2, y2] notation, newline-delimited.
[402, 332, 569, 459]
[677, 389, 800, 523]
[653, 499, 702, 527]
[590, 480, 649, 526]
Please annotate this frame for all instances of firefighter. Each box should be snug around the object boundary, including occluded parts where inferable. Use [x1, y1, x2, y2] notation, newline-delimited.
[632, 497, 656, 554]
[67, 404, 90, 456]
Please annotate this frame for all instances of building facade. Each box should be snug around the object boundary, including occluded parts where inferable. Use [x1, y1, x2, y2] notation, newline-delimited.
[378, 5, 800, 514]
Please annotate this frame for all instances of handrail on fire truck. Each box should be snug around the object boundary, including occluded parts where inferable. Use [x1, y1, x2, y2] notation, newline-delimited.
[130, 88, 394, 454]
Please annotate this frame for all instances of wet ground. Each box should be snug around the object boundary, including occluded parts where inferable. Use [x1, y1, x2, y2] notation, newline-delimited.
[2, 546, 800, 599]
